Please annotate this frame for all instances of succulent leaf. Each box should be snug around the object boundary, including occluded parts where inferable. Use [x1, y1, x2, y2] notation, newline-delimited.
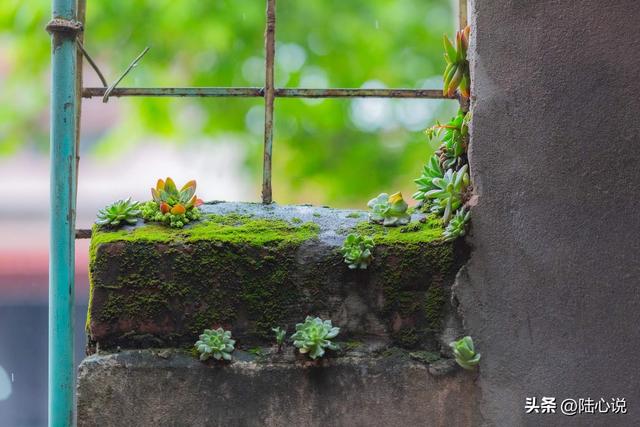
[442, 25, 471, 98]
[195, 327, 235, 362]
[449, 335, 480, 370]
[367, 192, 411, 226]
[164, 177, 177, 194]
[426, 165, 469, 223]
[413, 154, 444, 201]
[170, 204, 186, 215]
[290, 316, 340, 360]
[95, 198, 141, 228]
[142, 178, 203, 228]
[272, 327, 287, 349]
[443, 207, 471, 241]
[340, 233, 375, 269]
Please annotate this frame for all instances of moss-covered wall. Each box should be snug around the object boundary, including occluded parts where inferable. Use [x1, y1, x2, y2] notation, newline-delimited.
[88, 204, 466, 352]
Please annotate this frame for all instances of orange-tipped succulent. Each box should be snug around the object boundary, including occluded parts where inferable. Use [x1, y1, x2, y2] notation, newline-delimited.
[442, 25, 471, 99]
[142, 178, 204, 228]
[151, 178, 203, 213]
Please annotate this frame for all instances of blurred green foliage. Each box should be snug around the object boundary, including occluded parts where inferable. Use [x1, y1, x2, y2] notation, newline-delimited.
[0, 0, 456, 206]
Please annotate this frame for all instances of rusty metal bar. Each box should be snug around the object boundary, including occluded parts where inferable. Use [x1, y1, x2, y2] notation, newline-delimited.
[262, 0, 276, 204]
[77, 41, 107, 87]
[278, 88, 449, 98]
[82, 87, 450, 99]
[83, 86, 263, 98]
[75, 229, 92, 239]
[74, 0, 86, 203]
[102, 46, 151, 103]
[459, 0, 468, 29]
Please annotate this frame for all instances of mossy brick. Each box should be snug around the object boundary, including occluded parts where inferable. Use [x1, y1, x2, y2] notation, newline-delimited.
[87, 202, 466, 351]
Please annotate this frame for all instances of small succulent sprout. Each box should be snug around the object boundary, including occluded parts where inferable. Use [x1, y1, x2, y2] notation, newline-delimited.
[449, 336, 481, 370]
[367, 192, 411, 226]
[142, 177, 204, 228]
[291, 316, 340, 360]
[96, 198, 141, 228]
[340, 233, 374, 269]
[195, 328, 235, 362]
[426, 164, 470, 223]
[426, 109, 470, 170]
[413, 154, 444, 202]
[443, 25, 471, 98]
[272, 327, 287, 350]
[443, 207, 471, 241]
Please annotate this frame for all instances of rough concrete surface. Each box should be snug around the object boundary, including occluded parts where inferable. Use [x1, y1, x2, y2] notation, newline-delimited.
[77, 349, 479, 427]
[461, 1, 640, 425]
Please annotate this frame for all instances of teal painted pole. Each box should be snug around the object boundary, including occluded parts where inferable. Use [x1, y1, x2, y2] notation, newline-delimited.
[48, 0, 78, 425]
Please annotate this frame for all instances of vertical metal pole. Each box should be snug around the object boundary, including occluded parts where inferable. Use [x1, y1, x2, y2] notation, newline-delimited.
[262, 0, 276, 204]
[48, 0, 78, 425]
[458, 0, 468, 29]
[75, 0, 86, 192]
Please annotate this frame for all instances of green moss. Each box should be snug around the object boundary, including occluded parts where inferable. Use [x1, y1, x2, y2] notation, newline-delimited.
[424, 284, 446, 329]
[346, 212, 362, 219]
[380, 347, 411, 360]
[351, 215, 443, 244]
[409, 351, 441, 364]
[335, 340, 363, 352]
[247, 347, 264, 357]
[399, 222, 423, 233]
[291, 217, 303, 224]
[88, 212, 323, 349]
[90, 214, 320, 249]
[87, 208, 462, 352]
[392, 327, 419, 348]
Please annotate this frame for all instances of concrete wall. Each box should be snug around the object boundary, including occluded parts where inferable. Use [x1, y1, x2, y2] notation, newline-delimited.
[459, 1, 640, 425]
[77, 350, 478, 427]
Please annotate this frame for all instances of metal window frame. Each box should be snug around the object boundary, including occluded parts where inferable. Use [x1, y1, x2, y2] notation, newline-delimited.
[47, 0, 467, 424]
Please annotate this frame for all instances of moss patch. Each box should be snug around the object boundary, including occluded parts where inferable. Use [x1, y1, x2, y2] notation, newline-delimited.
[424, 284, 446, 329]
[90, 214, 320, 248]
[87, 208, 463, 353]
[409, 351, 441, 364]
[350, 215, 444, 245]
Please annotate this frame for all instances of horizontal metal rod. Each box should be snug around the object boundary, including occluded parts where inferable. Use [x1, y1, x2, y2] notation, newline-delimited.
[83, 87, 263, 98]
[75, 229, 92, 239]
[82, 87, 453, 99]
[278, 88, 449, 98]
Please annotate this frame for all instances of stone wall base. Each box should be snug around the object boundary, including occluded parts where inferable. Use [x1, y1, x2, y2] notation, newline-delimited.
[77, 349, 480, 427]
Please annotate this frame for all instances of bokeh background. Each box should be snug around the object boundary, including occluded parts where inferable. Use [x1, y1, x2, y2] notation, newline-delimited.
[0, 0, 456, 424]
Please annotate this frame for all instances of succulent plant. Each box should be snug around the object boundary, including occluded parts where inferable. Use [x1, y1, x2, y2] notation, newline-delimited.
[449, 336, 481, 370]
[340, 233, 374, 269]
[141, 177, 203, 228]
[443, 207, 471, 241]
[151, 177, 203, 213]
[272, 326, 287, 350]
[426, 109, 470, 170]
[443, 25, 470, 98]
[195, 328, 235, 361]
[426, 165, 470, 223]
[413, 154, 444, 202]
[291, 316, 340, 360]
[367, 192, 411, 226]
[95, 198, 141, 228]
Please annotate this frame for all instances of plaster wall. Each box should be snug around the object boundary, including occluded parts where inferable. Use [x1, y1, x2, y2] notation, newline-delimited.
[459, 1, 640, 425]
